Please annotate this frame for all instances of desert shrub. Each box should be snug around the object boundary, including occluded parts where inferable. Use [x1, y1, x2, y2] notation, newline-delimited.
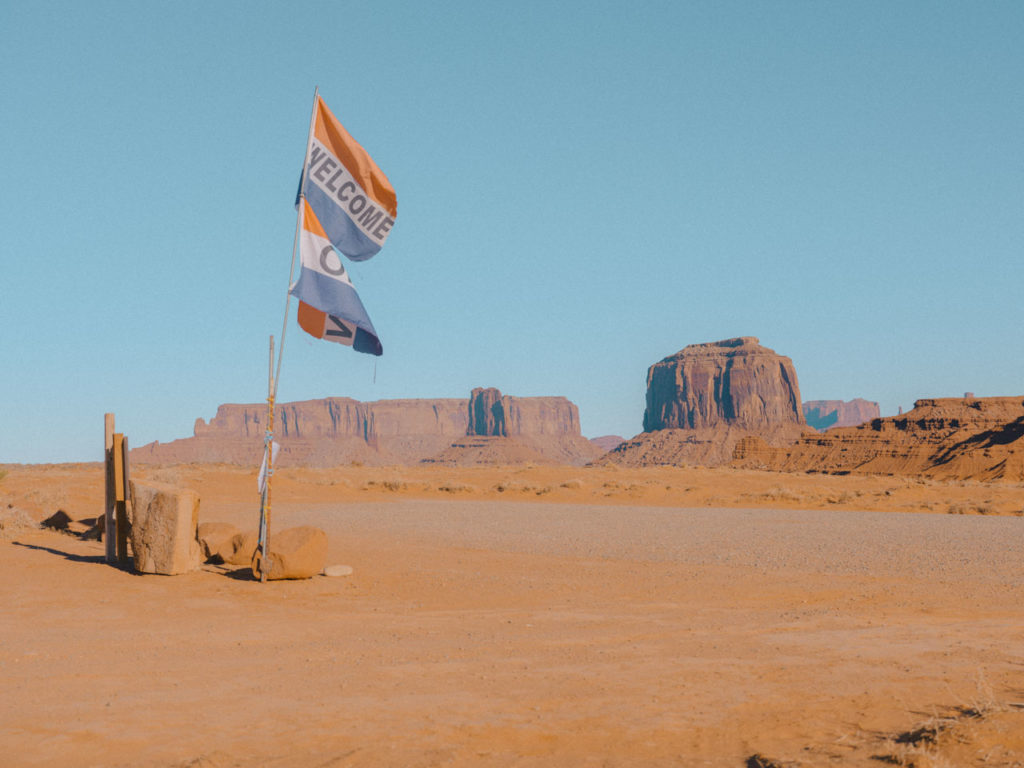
[763, 486, 803, 502]
[438, 482, 475, 493]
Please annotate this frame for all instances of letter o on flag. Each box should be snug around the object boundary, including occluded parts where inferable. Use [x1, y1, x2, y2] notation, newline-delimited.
[319, 245, 346, 276]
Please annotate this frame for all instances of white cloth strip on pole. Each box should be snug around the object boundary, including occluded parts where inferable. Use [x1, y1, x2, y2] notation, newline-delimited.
[274, 85, 320, 400]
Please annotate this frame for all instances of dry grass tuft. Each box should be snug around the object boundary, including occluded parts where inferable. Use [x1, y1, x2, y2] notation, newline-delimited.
[0, 505, 38, 538]
[363, 478, 407, 492]
[762, 486, 804, 503]
[437, 481, 476, 493]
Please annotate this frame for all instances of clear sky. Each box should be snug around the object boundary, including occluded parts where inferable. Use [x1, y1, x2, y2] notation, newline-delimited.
[2, 1, 1022, 463]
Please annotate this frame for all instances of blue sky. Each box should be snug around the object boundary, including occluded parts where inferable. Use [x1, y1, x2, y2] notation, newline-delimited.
[2, 1, 1022, 463]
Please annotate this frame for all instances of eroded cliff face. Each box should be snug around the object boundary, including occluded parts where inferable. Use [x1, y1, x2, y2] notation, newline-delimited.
[468, 388, 506, 436]
[605, 337, 805, 467]
[134, 390, 598, 467]
[643, 337, 803, 432]
[466, 387, 584, 438]
[802, 399, 880, 431]
[734, 397, 1024, 480]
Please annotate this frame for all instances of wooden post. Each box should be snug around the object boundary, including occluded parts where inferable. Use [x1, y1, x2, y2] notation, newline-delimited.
[104, 413, 116, 563]
[113, 433, 131, 566]
[119, 435, 132, 567]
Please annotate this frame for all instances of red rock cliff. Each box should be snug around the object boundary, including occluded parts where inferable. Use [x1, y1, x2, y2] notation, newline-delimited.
[643, 337, 804, 432]
[134, 390, 595, 467]
[605, 337, 806, 467]
[734, 396, 1024, 480]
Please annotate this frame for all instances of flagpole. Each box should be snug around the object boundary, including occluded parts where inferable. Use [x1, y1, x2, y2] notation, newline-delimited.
[273, 85, 320, 399]
[255, 86, 319, 582]
[255, 334, 274, 582]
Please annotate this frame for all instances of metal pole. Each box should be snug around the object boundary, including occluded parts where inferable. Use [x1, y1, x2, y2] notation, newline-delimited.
[255, 335, 275, 582]
[273, 85, 319, 400]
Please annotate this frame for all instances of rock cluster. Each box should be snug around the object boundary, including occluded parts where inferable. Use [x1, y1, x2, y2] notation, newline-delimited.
[200, 522, 328, 579]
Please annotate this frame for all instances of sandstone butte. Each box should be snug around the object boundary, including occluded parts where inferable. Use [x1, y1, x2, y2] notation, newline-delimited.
[803, 398, 880, 431]
[734, 396, 1024, 481]
[132, 388, 602, 467]
[603, 337, 807, 467]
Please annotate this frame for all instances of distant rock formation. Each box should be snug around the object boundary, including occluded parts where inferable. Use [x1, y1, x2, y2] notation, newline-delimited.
[802, 399, 880, 431]
[643, 337, 804, 432]
[734, 396, 1024, 481]
[605, 337, 806, 467]
[430, 387, 601, 465]
[589, 435, 625, 453]
[468, 387, 506, 436]
[133, 390, 600, 467]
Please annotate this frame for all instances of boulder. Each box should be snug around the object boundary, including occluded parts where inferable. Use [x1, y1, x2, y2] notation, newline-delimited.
[222, 530, 260, 566]
[128, 480, 201, 575]
[198, 522, 241, 563]
[257, 526, 328, 580]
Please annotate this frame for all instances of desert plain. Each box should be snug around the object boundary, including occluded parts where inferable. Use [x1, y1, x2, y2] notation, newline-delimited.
[2, 461, 1023, 767]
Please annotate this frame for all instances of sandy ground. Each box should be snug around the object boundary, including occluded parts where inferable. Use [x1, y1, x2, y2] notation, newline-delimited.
[2, 462, 1023, 767]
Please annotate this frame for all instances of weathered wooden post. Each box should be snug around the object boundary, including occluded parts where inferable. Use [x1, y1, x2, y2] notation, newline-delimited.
[113, 433, 131, 566]
[119, 435, 132, 567]
[104, 413, 116, 562]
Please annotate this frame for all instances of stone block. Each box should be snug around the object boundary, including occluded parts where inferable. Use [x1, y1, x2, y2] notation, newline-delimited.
[128, 480, 201, 575]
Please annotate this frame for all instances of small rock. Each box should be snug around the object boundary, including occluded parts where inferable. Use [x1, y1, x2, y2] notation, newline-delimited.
[198, 522, 240, 563]
[80, 517, 104, 540]
[323, 564, 353, 578]
[42, 509, 74, 530]
[223, 530, 259, 566]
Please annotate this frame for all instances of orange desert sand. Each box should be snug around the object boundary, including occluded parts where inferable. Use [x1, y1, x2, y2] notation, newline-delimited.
[2, 462, 1023, 767]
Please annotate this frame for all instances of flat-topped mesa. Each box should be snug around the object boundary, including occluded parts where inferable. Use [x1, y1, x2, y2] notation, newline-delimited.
[643, 336, 804, 432]
[135, 389, 597, 467]
[601, 337, 806, 468]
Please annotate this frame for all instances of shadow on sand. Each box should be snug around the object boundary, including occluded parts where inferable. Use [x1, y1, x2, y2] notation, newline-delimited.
[11, 540, 133, 571]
